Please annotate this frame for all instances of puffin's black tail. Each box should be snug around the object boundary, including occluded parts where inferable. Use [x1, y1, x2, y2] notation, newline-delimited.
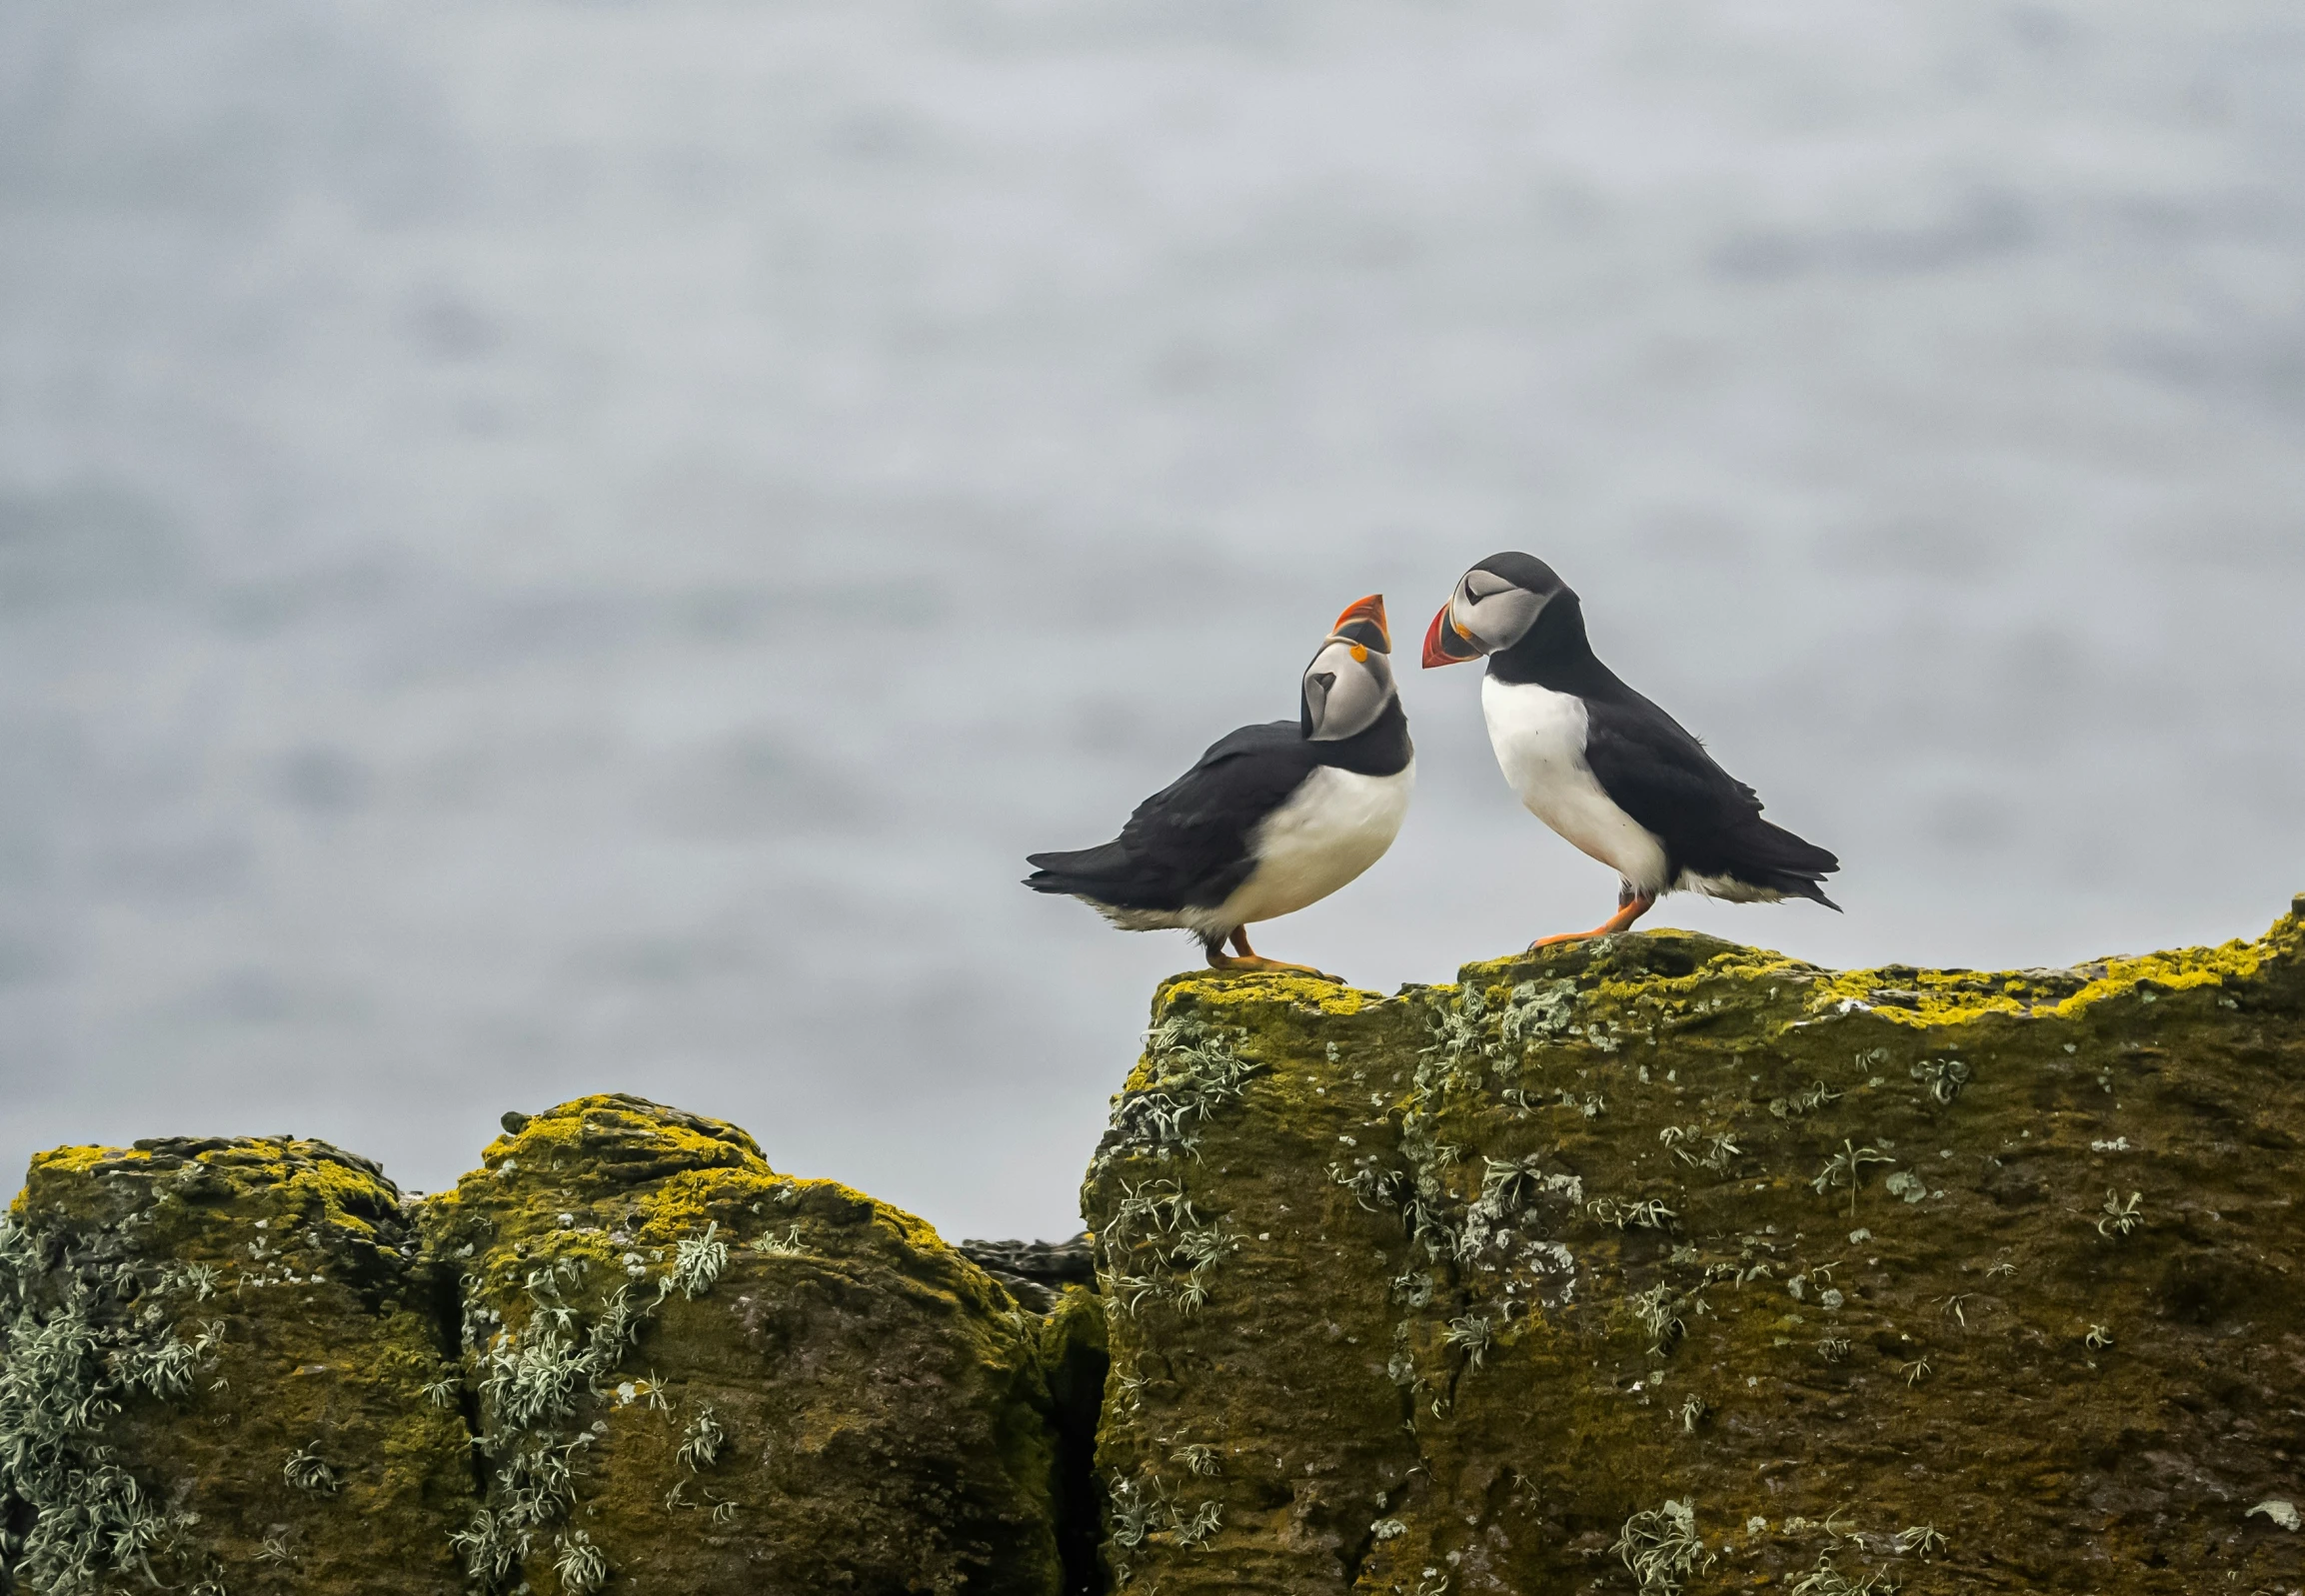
[1725, 818, 1842, 911]
[1023, 842, 1133, 896]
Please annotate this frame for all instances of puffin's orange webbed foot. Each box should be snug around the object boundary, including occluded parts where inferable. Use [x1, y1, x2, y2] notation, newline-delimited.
[1528, 892, 1655, 951]
[1205, 929, 1345, 983]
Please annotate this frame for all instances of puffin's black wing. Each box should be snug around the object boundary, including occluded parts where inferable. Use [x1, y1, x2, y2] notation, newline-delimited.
[1025, 721, 1317, 912]
[1580, 693, 1840, 906]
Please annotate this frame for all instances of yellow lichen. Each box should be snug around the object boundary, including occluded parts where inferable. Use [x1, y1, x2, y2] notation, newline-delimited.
[1155, 969, 1386, 1015]
[1804, 911, 2297, 1027]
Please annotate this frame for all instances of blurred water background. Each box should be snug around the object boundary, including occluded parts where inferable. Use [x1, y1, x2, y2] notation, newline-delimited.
[3, 0, 2302, 1238]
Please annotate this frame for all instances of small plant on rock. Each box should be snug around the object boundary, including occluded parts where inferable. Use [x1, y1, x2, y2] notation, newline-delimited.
[1169, 1442, 1220, 1477]
[750, 1224, 807, 1257]
[1174, 1499, 1222, 1549]
[1812, 1141, 1896, 1219]
[674, 1221, 730, 1297]
[282, 1442, 338, 1496]
[1108, 1471, 1172, 1549]
[678, 1404, 725, 1471]
[1770, 1080, 1842, 1120]
[1910, 1058, 1970, 1104]
[1613, 1498, 1713, 1596]
[1443, 1312, 1495, 1367]
[1590, 1196, 1677, 1231]
[1629, 1283, 1700, 1358]
[1892, 1523, 1946, 1556]
[553, 1528, 609, 1594]
[2097, 1190, 2143, 1238]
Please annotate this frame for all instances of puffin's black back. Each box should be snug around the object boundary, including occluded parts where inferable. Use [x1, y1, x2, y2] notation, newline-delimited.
[1025, 701, 1410, 913]
[1491, 591, 1839, 904]
[1580, 696, 1840, 903]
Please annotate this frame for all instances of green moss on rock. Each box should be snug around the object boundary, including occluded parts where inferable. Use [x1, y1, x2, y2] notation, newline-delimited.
[1083, 898, 2305, 1594]
[419, 1093, 1064, 1595]
[13, 898, 2303, 1595]
[1, 1137, 473, 1595]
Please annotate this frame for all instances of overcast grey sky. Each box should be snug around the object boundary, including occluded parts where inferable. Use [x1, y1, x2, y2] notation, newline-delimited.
[4, 0, 2302, 1239]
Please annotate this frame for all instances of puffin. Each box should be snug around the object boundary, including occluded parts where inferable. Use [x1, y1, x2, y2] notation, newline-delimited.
[1025, 595, 1413, 977]
[1421, 553, 1838, 946]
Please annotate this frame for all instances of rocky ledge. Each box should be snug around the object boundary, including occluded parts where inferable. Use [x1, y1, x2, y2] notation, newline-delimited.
[6, 897, 2304, 1595]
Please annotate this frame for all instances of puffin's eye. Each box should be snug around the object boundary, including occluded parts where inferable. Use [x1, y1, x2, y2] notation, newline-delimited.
[1309, 671, 1336, 692]
[1464, 570, 1511, 602]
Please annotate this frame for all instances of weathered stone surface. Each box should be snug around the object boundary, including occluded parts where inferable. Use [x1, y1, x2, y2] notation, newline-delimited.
[0, 1137, 473, 1595]
[12, 902, 2305, 1595]
[419, 1093, 1065, 1596]
[1082, 899, 2305, 1595]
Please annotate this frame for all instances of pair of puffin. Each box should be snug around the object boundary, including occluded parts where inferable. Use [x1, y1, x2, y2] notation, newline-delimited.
[1026, 556, 1838, 976]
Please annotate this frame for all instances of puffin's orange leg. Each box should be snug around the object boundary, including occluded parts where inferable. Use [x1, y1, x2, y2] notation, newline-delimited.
[1205, 927, 1341, 981]
[1530, 892, 1656, 950]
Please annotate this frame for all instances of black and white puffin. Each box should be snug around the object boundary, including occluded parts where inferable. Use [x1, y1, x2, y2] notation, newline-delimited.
[1026, 595, 1413, 977]
[1422, 553, 1838, 946]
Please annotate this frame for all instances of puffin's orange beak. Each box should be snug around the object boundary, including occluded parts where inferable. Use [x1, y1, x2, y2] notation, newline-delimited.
[1422, 602, 1483, 668]
[1329, 594, 1390, 654]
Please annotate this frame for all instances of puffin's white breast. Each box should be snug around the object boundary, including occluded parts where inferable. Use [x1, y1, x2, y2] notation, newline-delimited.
[1480, 675, 1668, 893]
[1196, 760, 1414, 931]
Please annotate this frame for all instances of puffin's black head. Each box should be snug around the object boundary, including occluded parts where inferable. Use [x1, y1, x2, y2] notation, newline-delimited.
[1421, 553, 1572, 667]
[1301, 594, 1398, 742]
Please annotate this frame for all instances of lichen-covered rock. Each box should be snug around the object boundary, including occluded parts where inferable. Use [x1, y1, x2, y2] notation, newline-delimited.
[2, 1098, 1081, 1596]
[0, 1137, 473, 1595]
[418, 1093, 1064, 1596]
[13, 902, 2302, 1595]
[1082, 898, 2305, 1595]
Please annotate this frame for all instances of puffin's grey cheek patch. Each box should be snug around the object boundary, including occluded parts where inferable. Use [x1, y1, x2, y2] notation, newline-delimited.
[1305, 649, 1390, 742]
[1467, 586, 1543, 651]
